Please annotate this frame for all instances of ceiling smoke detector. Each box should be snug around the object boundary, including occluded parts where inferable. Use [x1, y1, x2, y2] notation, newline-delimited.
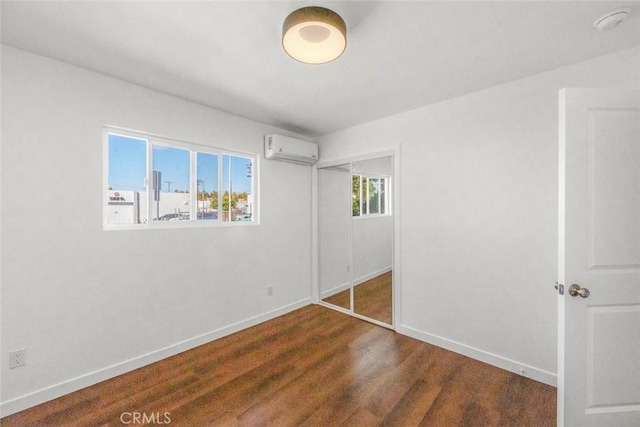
[594, 7, 631, 31]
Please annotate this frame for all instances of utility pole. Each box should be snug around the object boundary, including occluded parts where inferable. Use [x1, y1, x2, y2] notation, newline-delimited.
[164, 181, 173, 192]
[197, 180, 205, 219]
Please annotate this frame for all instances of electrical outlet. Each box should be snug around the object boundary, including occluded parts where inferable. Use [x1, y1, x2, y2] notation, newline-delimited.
[519, 368, 526, 376]
[267, 286, 273, 296]
[10, 349, 26, 369]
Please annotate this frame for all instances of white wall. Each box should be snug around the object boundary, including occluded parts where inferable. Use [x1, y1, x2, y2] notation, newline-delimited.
[318, 167, 351, 297]
[352, 216, 392, 283]
[352, 156, 392, 177]
[1, 46, 313, 415]
[315, 46, 640, 385]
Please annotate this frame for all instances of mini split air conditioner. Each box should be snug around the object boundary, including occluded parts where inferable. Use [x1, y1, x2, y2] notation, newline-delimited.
[264, 134, 318, 165]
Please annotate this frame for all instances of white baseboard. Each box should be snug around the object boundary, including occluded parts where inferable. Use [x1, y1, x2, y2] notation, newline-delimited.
[0, 298, 311, 417]
[320, 282, 351, 299]
[320, 267, 392, 300]
[353, 266, 392, 286]
[397, 324, 557, 387]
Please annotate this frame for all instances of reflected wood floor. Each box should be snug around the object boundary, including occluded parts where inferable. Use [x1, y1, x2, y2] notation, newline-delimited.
[322, 286, 350, 310]
[323, 271, 393, 324]
[1, 305, 556, 426]
[354, 271, 392, 324]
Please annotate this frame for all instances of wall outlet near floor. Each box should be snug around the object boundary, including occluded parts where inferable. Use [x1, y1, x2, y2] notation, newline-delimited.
[519, 368, 526, 376]
[267, 286, 273, 296]
[10, 349, 26, 369]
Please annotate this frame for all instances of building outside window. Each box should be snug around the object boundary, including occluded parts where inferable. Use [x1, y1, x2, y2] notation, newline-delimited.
[105, 128, 257, 228]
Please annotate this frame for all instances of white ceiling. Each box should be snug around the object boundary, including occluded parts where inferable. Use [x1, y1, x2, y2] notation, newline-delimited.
[2, 1, 639, 136]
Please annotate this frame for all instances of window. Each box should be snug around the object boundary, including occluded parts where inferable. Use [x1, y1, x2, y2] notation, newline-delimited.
[105, 128, 257, 228]
[352, 174, 390, 217]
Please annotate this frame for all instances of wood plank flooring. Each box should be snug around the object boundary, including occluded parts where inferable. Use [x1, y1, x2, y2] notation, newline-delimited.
[1, 305, 556, 426]
[353, 271, 392, 324]
[322, 286, 350, 310]
[323, 271, 393, 324]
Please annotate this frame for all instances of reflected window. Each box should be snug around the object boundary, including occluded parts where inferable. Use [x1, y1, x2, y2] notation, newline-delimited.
[352, 174, 390, 217]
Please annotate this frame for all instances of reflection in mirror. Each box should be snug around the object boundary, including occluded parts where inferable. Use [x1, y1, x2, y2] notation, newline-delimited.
[322, 287, 350, 310]
[353, 271, 392, 324]
[352, 156, 393, 325]
[319, 165, 351, 311]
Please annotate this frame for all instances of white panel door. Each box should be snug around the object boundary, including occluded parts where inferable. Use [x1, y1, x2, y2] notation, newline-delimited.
[558, 88, 640, 426]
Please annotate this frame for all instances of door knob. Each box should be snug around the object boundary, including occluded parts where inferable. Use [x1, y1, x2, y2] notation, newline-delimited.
[568, 284, 590, 298]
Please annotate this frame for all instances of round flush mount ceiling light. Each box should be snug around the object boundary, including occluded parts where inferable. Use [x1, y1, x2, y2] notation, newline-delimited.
[282, 6, 347, 64]
[594, 7, 631, 31]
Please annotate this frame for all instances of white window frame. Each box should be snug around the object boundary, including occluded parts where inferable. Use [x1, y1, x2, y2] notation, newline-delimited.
[103, 126, 259, 230]
[352, 173, 391, 218]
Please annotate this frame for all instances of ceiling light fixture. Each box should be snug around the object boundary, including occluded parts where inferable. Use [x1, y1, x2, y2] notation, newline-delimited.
[282, 6, 347, 64]
[594, 7, 631, 31]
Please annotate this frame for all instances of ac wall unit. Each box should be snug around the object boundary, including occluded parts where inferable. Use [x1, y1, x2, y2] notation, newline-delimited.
[264, 134, 318, 165]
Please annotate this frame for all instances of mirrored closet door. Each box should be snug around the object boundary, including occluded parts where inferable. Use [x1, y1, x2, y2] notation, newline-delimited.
[318, 165, 352, 312]
[318, 155, 394, 327]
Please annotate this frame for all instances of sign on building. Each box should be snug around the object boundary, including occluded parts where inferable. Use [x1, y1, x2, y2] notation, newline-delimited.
[107, 190, 140, 224]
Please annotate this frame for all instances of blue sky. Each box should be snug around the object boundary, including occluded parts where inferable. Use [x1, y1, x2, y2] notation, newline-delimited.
[108, 134, 252, 194]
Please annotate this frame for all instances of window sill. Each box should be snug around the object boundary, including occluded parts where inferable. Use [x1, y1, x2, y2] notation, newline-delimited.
[352, 214, 391, 220]
[103, 220, 259, 231]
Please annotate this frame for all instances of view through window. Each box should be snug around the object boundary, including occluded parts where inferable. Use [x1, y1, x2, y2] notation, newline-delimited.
[106, 130, 255, 227]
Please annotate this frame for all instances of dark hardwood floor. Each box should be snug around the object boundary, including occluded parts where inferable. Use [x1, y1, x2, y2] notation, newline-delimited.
[322, 285, 350, 310]
[1, 305, 556, 426]
[353, 271, 392, 324]
[323, 271, 393, 324]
